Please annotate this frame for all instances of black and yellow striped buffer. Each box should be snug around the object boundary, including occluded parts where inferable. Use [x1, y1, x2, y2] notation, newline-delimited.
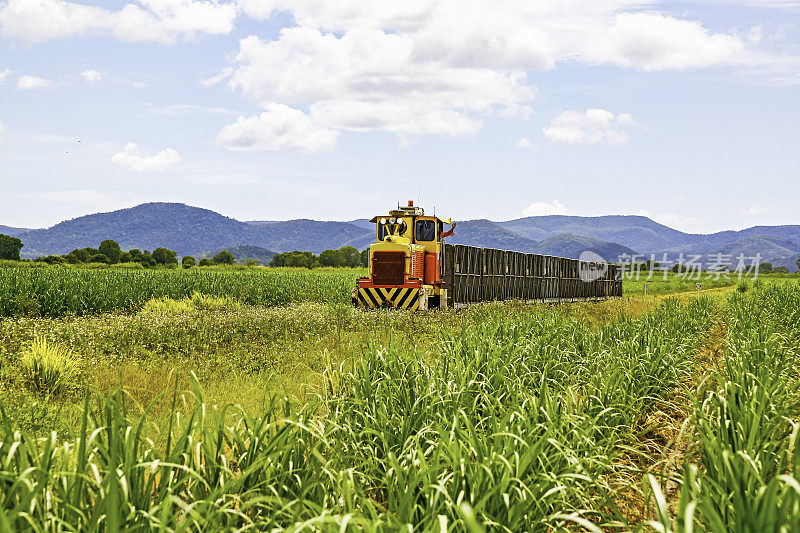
[357, 287, 420, 310]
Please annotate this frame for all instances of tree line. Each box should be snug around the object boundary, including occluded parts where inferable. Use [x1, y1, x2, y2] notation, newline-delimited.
[23, 239, 179, 267]
[1, 235, 371, 269]
[269, 246, 369, 268]
[0, 236, 235, 268]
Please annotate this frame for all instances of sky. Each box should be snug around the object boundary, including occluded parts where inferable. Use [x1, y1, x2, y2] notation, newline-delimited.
[0, 0, 799, 233]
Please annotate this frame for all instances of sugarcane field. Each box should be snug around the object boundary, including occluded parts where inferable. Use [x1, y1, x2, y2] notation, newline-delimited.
[2, 0, 800, 530]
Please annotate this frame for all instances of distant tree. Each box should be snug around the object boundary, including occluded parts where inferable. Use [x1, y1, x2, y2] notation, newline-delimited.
[0, 234, 23, 260]
[119, 251, 133, 263]
[125, 250, 149, 267]
[797, 255, 800, 272]
[98, 239, 122, 263]
[152, 247, 178, 265]
[340, 246, 360, 267]
[268, 253, 287, 267]
[270, 251, 318, 268]
[130, 249, 155, 267]
[198, 258, 213, 266]
[65, 252, 80, 264]
[319, 249, 346, 267]
[289, 251, 318, 268]
[34, 255, 65, 264]
[128, 249, 146, 263]
[773, 266, 789, 274]
[360, 249, 370, 268]
[91, 253, 109, 264]
[182, 255, 196, 268]
[758, 262, 773, 274]
[212, 250, 235, 265]
[246, 259, 260, 267]
[69, 248, 92, 263]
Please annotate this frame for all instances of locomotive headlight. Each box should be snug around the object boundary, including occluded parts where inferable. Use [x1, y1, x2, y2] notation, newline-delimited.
[389, 217, 396, 224]
[397, 217, 404, 224]
[380, 218, 386, 224]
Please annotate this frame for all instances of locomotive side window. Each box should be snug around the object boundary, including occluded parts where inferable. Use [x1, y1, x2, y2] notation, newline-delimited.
[416, 219, 436, 241]
[377, 222, 387, 241]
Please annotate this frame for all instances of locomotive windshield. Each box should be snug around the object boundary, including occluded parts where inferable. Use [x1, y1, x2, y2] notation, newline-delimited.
[416, 219, 436, 241]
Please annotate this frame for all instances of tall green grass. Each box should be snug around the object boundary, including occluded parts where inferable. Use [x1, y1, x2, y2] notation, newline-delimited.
[0, 298, 719, 530]
[0, 378, 348, 530]
[19, 337, 80, 395]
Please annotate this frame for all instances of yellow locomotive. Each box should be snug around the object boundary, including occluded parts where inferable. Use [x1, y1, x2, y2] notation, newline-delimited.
[354, 201, 454, 311]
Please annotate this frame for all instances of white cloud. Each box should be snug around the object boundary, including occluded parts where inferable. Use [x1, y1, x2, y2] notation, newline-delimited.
[544, 109, 634, 146]
[216, 104, 339, 153]
[636, 209, 702, 232]
[226, 29, 526, 141]
[232, 2, 750, 74]
[201, 67, 232, 87]
[220, 2, 755, 149]
[3, 1, 778, 150]
[17, 74, 55, 89]
[81, 69, 102, 82]
[0, 120, 5, 144]
[522, 200, 569, 217]
[743, 204, 771, 215]
[586, 13, 744, 71]
[184, 172, 256, 184]
[515, 137, 536, 150]
[111, 142, 181, 172]
[0, 0, 237, 44]
[0, 68, 9, 84]
[748, 26, 763, 45]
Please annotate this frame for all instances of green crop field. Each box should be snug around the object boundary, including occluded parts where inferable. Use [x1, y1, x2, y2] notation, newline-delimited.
[0, 263, 777, 318]
[0, 266, 365, 317]
[0, 267, 798, 531]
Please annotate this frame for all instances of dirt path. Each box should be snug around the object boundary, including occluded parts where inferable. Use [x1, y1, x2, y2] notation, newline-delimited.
[614, 303, 728, 527]
[659, 315, 726, 508]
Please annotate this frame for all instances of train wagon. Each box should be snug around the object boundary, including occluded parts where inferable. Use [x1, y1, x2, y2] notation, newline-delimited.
[353, 201, 622, 310]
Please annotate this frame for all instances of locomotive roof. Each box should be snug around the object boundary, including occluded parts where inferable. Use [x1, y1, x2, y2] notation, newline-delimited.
[368, 213, 451, 224]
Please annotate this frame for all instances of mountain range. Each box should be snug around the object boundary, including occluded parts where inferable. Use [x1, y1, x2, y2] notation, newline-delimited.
[0, 225, 35, 237]
[4, 202, 799, 270]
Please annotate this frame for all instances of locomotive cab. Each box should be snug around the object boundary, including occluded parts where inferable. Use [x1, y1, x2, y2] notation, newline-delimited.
[354, 201, 454, 310]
